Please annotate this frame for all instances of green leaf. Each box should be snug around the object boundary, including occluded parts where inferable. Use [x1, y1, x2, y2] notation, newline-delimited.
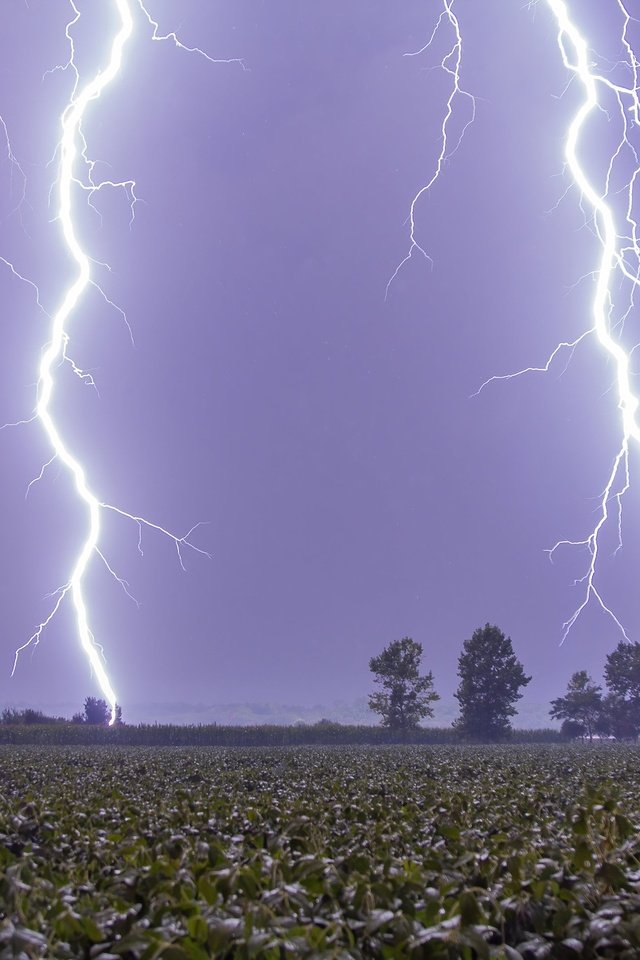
[458, 891, 484, 926]
[596, 861, 627, 889]
[572, 839, 592, 870]
[186, 916, 208, 945]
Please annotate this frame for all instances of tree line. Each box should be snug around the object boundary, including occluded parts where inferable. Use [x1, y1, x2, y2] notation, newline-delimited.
[1, 697, 122, 727]
[368, 625, 640, 740]
[550, 641, 640, 739]
[368, 623, 531, 739]
[3, 624, 638, 741]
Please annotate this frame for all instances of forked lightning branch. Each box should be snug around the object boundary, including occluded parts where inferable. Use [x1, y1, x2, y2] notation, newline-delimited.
[2, 1, 640, 717]
[389, 0, 640, 645]
[0, 1, 242, 722]
[478, 0, 640, 643]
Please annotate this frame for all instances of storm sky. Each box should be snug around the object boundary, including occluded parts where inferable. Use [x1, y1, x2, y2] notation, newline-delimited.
[1, 0, 638, 723]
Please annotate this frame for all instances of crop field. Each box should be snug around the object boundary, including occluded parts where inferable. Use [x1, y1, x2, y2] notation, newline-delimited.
[1, 746, 640, 959]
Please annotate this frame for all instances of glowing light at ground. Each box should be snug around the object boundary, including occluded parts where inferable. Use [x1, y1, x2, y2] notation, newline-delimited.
[0, 2, 244, 722]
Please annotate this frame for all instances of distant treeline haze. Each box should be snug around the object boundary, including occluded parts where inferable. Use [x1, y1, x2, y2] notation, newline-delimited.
[3, 625, 638, 742]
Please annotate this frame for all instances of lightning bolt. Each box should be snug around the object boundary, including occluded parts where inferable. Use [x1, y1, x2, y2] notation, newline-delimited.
[2, 2, 241, 723]
[476, 0, 640, 642]
[386, 0, 475, 300]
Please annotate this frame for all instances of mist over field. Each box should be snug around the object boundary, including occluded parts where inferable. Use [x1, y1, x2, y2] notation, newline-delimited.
[1, 696, 559, 728]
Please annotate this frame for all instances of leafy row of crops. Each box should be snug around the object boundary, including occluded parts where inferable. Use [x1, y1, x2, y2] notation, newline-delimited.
[1, 744, 640, 958]
[0, 722, 564, 746]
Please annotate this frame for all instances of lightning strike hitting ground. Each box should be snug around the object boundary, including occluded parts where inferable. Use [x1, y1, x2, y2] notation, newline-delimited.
[2, 1, 240, 723]
[476, 0, 640, 643]
[386, 0, 475, 300]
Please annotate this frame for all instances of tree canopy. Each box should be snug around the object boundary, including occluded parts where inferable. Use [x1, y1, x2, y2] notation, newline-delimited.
[368, 637, 439, 735]
[79, 697, 122, 725]
[601, 641, 640, 738]
[549, 670, 602, 740]
[454, 623, 531, 740]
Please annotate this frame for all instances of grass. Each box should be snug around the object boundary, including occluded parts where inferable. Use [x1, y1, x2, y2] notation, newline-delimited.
[1, 744, 640, 957]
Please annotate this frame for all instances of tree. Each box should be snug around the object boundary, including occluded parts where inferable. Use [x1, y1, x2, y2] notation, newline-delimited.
[82, 697, 122, 725]
[604, 640, 640, 700]
[598, 693, 638, 740]
[603, 641, 640, 738]
[1, 707, 65, 725]
[368, 637, 439, 734]
[560, 718, 587, 740]
[454, 623, 531, 740]
[550, 671, 602, 741]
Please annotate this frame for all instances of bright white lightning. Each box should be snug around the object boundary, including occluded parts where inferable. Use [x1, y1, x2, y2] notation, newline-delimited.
[476, 0, 640, 642]
[25, 1, 135, 723]
[2, 1, 240, 722]
[386, 0, 475, 299]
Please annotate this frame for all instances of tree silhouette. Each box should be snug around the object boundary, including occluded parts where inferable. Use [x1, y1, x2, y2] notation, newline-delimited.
[82, 697, 122, 725]
[454, 623, 530, 740]
[550, 671, 602, 741]
[368, 637, 439, 735]
[603, 641, 640, 738]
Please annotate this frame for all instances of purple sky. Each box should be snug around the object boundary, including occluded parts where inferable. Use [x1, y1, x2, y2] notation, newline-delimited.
[1, 1, 638, 723]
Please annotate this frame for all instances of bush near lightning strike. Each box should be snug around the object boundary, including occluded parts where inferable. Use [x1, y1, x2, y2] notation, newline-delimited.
[2, 747, 640, 959]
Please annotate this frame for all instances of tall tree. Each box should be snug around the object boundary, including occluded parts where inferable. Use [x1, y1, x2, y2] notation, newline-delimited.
[604, 640, 640, 700]
[368, 637, 439, 734]
[604, 640, 640, 735]
[454, 623, 531, 740]
[549, 671, 602, 741]
[599, 641, 640, 738]
[597, 693, 637, 740]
